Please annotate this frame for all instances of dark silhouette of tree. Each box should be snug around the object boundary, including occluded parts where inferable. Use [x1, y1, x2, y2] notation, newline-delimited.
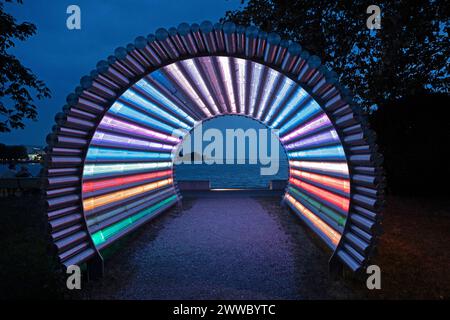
[0, 0, 50, 132]
[0, 144, 28, 160]
[370, 93, 450, 195]
[224, 0, 449, 111]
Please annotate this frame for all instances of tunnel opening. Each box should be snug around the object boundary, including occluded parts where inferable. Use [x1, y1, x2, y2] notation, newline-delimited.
[174, 115, 289, 190]
[44, 22, 383, 279]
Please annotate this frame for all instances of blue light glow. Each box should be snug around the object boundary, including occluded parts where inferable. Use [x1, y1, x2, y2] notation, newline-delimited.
[288, 145, 346, 159]
[279, 100, 322, 134]
[135, 78, 196, 125]
[86, 147, 173, 162]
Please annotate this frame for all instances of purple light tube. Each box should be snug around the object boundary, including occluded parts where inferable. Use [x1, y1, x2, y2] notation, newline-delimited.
[198, 57, 228, 113]
[92, 131, 175, 151]
[280, 113, 331, 143]
[99, 116, 180, 144]
[284, 129, 340, 150]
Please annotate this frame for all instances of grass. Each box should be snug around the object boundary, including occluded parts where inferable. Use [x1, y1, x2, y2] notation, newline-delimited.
[0, 192, 66, 299]
[364, 195, 450, 299]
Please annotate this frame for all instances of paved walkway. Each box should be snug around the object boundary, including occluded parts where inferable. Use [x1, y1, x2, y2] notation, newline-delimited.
[82, 194, 358, 299]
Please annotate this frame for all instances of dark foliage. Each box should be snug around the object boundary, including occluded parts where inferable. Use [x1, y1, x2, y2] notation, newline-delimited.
[370, 93, 450, 195]
[0, 0, 51, 132]
[225, 0, 449, 111]
[0, 143, 27, 160]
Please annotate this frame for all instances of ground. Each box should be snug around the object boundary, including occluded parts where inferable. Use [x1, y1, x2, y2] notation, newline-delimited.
[81, 194, 357, 299]
[0, 192, 449, 299]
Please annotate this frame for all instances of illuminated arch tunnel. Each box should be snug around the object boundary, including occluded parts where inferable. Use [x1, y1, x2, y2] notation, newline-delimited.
[44, 21, 384, 278]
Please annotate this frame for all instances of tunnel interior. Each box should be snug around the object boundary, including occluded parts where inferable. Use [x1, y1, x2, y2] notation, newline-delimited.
[81, 56, 351, 252]
[45, 22, 383, 276]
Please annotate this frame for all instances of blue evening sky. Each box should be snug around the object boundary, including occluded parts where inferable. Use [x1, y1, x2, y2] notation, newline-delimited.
[1, 0, 243, 146]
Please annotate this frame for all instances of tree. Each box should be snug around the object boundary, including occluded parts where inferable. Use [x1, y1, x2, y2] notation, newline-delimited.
[370, 93, 450, 195]
[0, 144, 28, 160]
[224, 0, 449, 111]
[0, 0, 51, 132]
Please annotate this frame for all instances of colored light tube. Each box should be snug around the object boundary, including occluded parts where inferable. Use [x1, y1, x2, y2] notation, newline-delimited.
[279, 100, 322, 134]
[83, 161, 172, 177]
[289, 177, 350, 212]
[164, 63, 213, 117]
[121, 90, 191, 130]
[181, 59, 221, 114]
[86, 147, 172, 161]
[248, 63, 264, 115]
[289, 160, 349, 176]
[148, 70, 201, 120]
[91, 194, 177, 246]
[235, 57, 247, 113]
[288, 145, 345, 159]
[92, 131, 174, 151]
[290, 169, 350, 194]
[284, 130, 340, 150]
[109, 102, 184, 136]
[83, 178, 173, 211]
[87, 188, 174, 227]
[280, 114, 331, 143]
[198, 57, 228, 113]
[263, 77, 296, 124]
[256, 69, 280, 120]
[135, 78, 196, 124]
[271, 88, 308, 128]
[289, 187, 346, 227]
[99, 116, 180, 144]
[285, 193, 341, 246]
[217, 56, 237, 113]
[83, 170, 173, 193]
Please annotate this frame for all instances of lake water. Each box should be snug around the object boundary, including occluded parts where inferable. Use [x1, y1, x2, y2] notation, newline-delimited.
[1, 161, 289, 189]
[0, 163, 42, 177]
[175, 160, 289, 189]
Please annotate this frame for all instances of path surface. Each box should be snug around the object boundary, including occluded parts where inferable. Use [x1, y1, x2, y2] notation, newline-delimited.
[82, 194, 358, 299]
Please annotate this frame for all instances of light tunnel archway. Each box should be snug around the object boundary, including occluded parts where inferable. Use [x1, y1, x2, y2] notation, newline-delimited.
[44, 21, 384, 277]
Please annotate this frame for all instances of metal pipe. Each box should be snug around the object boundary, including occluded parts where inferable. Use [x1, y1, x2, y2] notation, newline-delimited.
[177, 23, 198, 55]
[281, 42, 301, 73]
[223, 21, 237, 54]
[200, 21, 217, 54]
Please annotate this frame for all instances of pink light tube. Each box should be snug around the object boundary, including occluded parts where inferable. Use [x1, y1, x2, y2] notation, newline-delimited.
[280, 114, 331, 143]
[164, 63, 213, 117]
[290, 169, 350, 194]
[92, 131, 175, 152]
[256, 69, 280, 120]
[181, 59, 221, 114]
[217, 56, 237, 113]
[235, 57, 247, 114]
[248, 63, 264, 115]
[83, 170, 173, 193]
[197, 57, 228, 113]
[289, 177, 350, 212]
[99, 116, 180, 144]
[289, 160, 349, 176]
[284, 130, 340, 150]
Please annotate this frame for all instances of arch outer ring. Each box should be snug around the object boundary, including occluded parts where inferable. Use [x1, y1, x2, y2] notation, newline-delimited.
[44, 21, 384, 276]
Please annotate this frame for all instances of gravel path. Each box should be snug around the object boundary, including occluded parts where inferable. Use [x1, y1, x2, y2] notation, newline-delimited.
[82, 195, 358, 299]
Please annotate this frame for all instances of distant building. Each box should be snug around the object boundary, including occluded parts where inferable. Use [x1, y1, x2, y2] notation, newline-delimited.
[26, 145, 45, 162]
